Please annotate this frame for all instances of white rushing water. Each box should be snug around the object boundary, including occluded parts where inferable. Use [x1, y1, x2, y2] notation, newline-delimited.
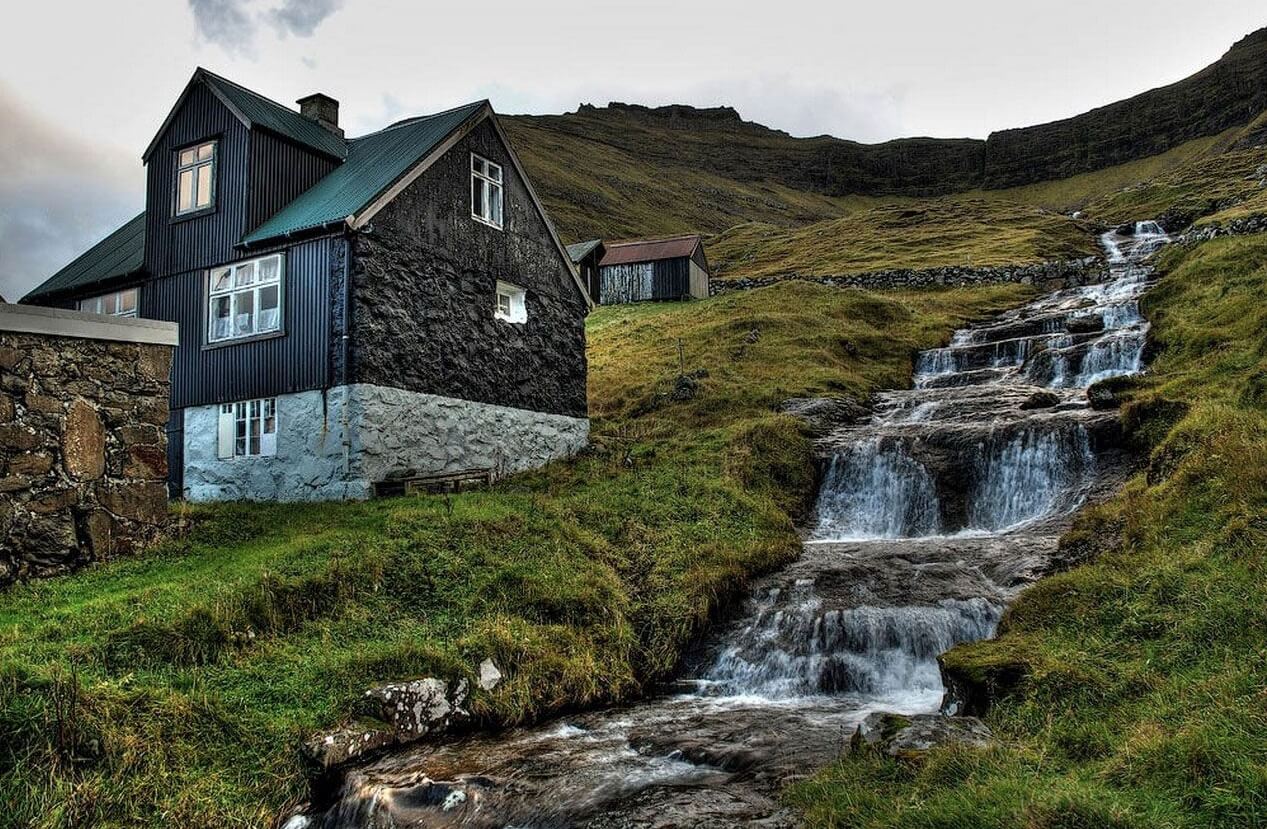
[311, 224, 1169, 828]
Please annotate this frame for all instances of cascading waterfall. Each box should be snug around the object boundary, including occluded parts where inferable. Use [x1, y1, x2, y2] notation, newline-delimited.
[307, 223, 1168, 829]
[813, 438, 941, 540]
[701, 584, 1001, 698]
[968, 426, 1093, 531]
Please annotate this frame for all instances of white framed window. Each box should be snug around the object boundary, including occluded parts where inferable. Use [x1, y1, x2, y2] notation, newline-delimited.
[175, 140, 217, 215]
[471, 153, 503, 229]
[494, 280, 527, 324]
[79, 287, 139, 318]
[207, 253, 283, 343]
[217, 398, 277, 459]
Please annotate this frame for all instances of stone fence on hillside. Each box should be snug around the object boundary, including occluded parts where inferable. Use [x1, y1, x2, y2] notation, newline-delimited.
[710, 257, 1107, 295]
[1175, 214, 1267, 245]
[0, 304, 178, 587]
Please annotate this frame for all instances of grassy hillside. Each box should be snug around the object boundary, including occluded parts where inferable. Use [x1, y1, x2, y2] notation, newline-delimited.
[0, 281, 1030, 827]
[708, 199, 1099, 281]
[504, 116, 863, 243]
[789, 232, 1267, 828]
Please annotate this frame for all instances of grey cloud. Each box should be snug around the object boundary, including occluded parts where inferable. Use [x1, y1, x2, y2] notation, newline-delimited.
[267, 0, 344, 38]
[187, 0, 257, 54]
[0, 84, 142, 303]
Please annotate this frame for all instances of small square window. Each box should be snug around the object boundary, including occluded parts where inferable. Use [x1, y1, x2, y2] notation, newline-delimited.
[217, 397, 278, 458]
[494, 280, 527, 324]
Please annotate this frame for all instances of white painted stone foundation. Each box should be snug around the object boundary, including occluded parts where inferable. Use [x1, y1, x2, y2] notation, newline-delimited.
[182, 384, 589, 502]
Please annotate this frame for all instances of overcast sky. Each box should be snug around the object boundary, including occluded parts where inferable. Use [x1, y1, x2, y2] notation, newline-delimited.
[1, 1, 1263, 301]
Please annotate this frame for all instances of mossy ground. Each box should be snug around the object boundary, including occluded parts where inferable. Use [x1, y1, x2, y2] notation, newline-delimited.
[788, 233, 1267, 828]
[0, 280, 1028, 827]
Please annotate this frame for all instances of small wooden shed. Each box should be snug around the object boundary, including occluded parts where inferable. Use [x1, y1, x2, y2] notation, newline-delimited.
[567, 239, 606, 303]
[596, 235, 710, 304]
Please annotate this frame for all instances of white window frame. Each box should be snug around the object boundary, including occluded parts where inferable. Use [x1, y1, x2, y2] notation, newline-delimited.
[175, 140, 217, 215]
[217, 398, 277, 459]
[79, 287, 139, 318]
[206, 253, 284, 344]
[471, 153, 504, 229]
[494, 280, 527, 324]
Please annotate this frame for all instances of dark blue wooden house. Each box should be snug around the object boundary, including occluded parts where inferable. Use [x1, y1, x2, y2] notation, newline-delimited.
[23, 68, 592, 501]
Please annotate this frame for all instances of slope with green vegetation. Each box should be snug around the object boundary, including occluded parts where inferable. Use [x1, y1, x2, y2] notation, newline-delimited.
[0, 280, 1031, 827]
[789, 232, 1267, 828]
[708, 198, 1099, 281]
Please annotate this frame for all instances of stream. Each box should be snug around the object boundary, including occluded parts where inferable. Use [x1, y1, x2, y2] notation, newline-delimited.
[307, 223, 1169, 828]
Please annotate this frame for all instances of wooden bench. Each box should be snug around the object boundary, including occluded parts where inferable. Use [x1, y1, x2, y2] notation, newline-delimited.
[372, 468, 495, 498]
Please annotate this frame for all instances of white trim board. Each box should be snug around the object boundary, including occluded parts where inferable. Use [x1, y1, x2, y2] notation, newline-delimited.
[1, 303, 179, 346]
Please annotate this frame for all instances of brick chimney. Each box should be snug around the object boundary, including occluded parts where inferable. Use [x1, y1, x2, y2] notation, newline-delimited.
[297, 93, 343, 137]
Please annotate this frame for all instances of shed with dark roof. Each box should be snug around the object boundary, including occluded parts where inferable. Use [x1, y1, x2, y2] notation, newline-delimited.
[596, 234, 710, 303]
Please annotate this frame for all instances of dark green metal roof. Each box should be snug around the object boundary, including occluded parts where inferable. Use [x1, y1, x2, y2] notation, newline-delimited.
[22, 213, 146, 303]
[242, 100, 488, 246]
[200, 70, 348, 160]
[566, 239, 603, 263]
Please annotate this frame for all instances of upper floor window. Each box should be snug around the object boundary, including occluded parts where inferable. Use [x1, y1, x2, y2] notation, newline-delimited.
[207, 253, 283, 343]
[495, 280, 527, 323]
[471, 153, 503, 229]
[79, 287, 138, 318]
[175, 140, 217, 215]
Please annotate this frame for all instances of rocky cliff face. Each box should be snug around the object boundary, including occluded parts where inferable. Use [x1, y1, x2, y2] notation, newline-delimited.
[512, 27, 1267, 198]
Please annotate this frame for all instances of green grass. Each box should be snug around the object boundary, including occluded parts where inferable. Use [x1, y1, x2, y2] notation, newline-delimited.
[788, 232, 1267, 828]
[0, 280, 1030, 828]
[707, 198, 1099, 281]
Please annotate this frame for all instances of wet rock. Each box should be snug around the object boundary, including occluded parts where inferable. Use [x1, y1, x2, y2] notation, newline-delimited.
[780, 396, 869, 436]
[303, 724, 398, 770]
[1066, 314, 1104, 334]
[305, 676, 471, 771]
[854, 712, 992, 759]
[364, 677, 468, 740]
[1019, 391, 1061, 410]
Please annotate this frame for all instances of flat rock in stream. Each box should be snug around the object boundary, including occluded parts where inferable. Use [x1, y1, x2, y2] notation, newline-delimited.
[854, 712, 993, 759]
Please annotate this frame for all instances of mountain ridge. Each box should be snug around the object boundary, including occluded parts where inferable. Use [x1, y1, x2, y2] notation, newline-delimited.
[506, 26, 1267, 242]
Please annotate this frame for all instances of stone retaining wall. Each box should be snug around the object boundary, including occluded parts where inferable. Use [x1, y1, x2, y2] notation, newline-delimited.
[1176, 214, 1267, 245]
[0, 305, 178, 587]
[710, 257, 1106, 295]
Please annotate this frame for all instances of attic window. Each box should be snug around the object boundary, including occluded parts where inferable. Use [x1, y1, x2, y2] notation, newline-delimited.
[494, 280, 527, 323]
[471, 153, 503, 229]
[175, 140, 217, 215]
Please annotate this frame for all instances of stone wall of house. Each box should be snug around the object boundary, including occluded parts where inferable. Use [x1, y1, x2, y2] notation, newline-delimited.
[181, 383, 589, 502]
[710, 257, 1106, 295]
[0, 308, 177, 587]
[349, 119, 589, 419]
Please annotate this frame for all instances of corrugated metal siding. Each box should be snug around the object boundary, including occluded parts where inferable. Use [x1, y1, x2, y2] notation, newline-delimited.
[142, 237, 336, 409]
[248, 130, 339, 233]
[598, 257, 691, 303]
[166, 409, 184, 498]
[144, 83, 250, 277]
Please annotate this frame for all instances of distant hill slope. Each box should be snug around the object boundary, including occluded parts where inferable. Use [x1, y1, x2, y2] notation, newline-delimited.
[508, 27, 1267, 243]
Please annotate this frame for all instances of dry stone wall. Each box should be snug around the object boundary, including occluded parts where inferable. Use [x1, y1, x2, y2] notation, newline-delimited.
[0, 308, 177, 587]
[711, 257, 1106, 295]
